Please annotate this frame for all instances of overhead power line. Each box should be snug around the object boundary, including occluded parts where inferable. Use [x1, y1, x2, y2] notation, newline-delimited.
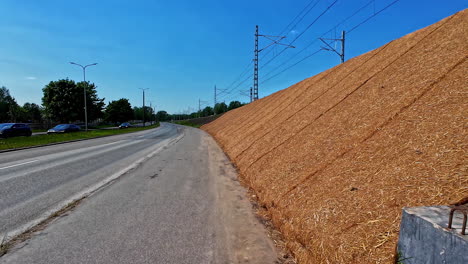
[221, 0, 401, 101]
[259, 0, 322, 61]
[219, 61, 253, 96]
[219, 0, 322, 99]
[260, 0, 376, 81]
[347, 0, 401, 34]
[261, 49, 322, 85]
[260, 0, 401, 86]
[260, 0, 338, 69]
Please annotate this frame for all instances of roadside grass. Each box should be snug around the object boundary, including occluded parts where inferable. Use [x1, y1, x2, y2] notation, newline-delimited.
[91, 124, 118, 129]
[32, 129, 48, 133]
[0, 123, 160, 151]
[174, 121, 201, 128]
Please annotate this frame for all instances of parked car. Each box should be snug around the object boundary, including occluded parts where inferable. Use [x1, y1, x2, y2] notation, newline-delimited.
[47, 124, 81, 134]
[0, 123, 32, 138]
[119, 122, 133, 128]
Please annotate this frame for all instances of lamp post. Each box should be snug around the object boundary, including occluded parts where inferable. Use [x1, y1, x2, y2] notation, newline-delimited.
[70, 62, 98, 131]
[139, 88, 149, 127]
[148, 101, 156, 125]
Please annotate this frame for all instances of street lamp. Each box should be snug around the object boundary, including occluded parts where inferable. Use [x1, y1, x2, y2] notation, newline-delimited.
[70, 62, 98, 131]
[148, 100, 157, 125]
[139, 88, 149, 127]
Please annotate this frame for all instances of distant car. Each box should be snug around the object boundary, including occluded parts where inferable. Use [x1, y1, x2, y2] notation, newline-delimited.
[119, 122, 132, 128]
[0, 123, 32, 138]
[47, 124, 81, 134]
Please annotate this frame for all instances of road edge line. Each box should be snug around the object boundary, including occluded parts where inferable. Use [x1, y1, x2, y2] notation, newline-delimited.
[0, 129, 185, 256]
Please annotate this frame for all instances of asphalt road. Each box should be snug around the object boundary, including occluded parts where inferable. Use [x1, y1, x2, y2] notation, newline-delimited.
[0, 123, 181, 236]
[0, 123, 277, 263]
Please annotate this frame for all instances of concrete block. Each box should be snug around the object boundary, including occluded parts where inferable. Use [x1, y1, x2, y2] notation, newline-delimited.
[397, 206, 467, 264]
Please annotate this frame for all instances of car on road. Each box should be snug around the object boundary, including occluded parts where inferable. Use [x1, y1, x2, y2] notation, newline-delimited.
[47, 124, 81, 134]
[119, 122, 133, 129]
[0, 123, 32, 138]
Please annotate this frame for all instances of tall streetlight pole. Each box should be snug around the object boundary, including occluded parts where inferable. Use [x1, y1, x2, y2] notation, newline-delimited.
[70, 62, 98, 131]
[139, 88, 149, 127]
[148, 100, 157, 125]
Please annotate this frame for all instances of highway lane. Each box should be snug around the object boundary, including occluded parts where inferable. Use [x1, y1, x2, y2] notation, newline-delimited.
[0, 123, 278, 263]
[0, 123, 182, 237]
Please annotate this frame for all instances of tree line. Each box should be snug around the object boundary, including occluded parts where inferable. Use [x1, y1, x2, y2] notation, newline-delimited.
[155, 101, 245, 122]
[1, 79, 245, 125]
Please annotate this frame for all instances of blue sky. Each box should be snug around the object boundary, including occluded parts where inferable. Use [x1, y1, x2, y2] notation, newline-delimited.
[0, 0, 466, 114]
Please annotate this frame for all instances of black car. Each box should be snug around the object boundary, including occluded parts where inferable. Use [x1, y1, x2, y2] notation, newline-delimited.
[119, 122, 132, 128]
[0, 123, 32, 138]
[47, 124, 81, 134]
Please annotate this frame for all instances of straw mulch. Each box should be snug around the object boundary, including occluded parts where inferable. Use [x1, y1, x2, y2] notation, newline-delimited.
[203, 9, 468, 264]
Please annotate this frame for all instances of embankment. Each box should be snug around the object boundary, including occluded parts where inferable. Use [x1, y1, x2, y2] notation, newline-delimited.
[202, 9, 467, 263]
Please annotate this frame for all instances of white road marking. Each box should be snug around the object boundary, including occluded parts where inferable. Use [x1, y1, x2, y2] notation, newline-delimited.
[0, 160, 40, 170]
[95, 141, 120, 148]
[2, 131, 184, 241]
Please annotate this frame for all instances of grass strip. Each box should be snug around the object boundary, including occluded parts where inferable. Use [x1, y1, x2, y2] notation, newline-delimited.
[31, 129, 48, 133]
[0, 123, 160, 151]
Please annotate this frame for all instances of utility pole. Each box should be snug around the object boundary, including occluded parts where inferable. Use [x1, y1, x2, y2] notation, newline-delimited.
[341, 30, 345, 64]
[199, 99, 201, 118]
[149, 101, 153, 125]
[214, 85, 217, 115]
[69, 62, 97, 131]
[250, 87, 253, 103]
[253, 25, 259, 101]
[253, 25, 294, 101]
[139, 88, 149, 127]
[319, 30, 346, 63]
[214, 85, 218, 107]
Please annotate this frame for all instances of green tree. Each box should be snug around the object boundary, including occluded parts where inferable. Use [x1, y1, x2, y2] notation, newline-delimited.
[42, 79, 105, 123]
[22, 103, 43, 122]
[133, 106, 154, 121]
[77, 81, 105, 121]
[105, 99, 133, 123]
[156, 110, 170, 121]
[214, 102, 228, 115]
[201, 106, 214, 117]
[0, 86, 20, 122]
[228, 101, 243, 110]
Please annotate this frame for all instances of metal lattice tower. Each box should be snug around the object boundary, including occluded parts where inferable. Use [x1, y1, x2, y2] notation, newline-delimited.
[252, 25, 294, 101]
[253, 26, 259, 101]
[319, 30, 346, 63]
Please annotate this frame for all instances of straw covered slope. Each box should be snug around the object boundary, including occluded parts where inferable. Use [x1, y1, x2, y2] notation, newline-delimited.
[203, 10, 467, 263]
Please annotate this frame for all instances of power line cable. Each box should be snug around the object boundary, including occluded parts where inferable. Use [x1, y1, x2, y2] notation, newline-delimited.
[220, 0, 326, 100]
[260, 0, 338, 69]
[347, 0, 401, 34]
[219, 60, 253, 96]
[260, 0, 402, 85]
[259, 0, 321, 60]
[262, 0, 376, 81]
[220, 0, 321, 98]
[221, 0, 400, 100]
[261, 49, 322, 85]
[220, 0, 335, 101]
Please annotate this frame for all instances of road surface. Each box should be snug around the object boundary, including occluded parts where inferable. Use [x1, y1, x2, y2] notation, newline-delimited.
[0, 123, 277, 263]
